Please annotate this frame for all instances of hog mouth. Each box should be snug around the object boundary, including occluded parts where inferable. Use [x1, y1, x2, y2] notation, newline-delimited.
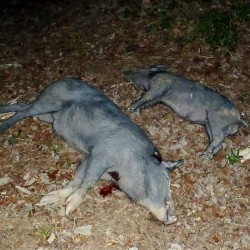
[151, 206, 177, 224]
[164, 215, 177, 225]
[142, 202, 177, 225]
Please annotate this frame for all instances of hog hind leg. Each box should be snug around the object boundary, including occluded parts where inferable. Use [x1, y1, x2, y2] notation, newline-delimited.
[202, 122, 222, 156]
[0, 104, 32, 132]
[35, 114, 54, 123]
[201, 131, 224, 160]
[0, 102, 27, 113]
[39, 159, 88, 206]
[223, 123, 239, 136]
[201, 114, 227, 160]
[0, 96, 67, 132]
[204, 122, 213, 143]
[206, 123, 239, 157]
[0, 102, 54, 125]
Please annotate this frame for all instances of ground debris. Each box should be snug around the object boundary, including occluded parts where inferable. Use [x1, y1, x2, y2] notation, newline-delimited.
[15, 185, 32, 195]
[73, 225, 92, 236]
[0, 176, 10, 186]
[0, 0, 249, 249]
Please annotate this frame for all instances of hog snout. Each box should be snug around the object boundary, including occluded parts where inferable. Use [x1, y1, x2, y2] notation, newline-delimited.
[164, 215, 177, 225]
[164, 201, 177, 225]
[145, 202, 177, 225]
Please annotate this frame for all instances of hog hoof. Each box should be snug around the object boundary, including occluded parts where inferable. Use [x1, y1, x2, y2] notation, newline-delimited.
[127, 107, 136, 113]
[128, 105, 140, 114]
[38, 187, 74, 205]
[65, 190, 83, 216]
[164, 215, 177, 225]
[199, 152, 213, 161]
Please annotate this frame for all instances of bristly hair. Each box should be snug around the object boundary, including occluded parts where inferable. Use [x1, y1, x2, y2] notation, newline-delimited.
[148, 65, 167, 79]
[148, 65, 166, 72]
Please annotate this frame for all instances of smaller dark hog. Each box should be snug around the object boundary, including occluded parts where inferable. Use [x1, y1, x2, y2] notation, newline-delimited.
[124, 65, 249, 160]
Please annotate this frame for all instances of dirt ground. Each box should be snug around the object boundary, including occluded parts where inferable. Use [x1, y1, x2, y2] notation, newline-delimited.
[0, 1, 249, 249]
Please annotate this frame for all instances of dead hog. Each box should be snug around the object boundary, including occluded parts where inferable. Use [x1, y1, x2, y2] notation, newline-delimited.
[124, 65, 248, 160]
[0, 77, 183, 224]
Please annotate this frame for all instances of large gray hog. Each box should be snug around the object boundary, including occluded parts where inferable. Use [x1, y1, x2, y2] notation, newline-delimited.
[124, 65, 249, 160]
[0, 77, 183, 224]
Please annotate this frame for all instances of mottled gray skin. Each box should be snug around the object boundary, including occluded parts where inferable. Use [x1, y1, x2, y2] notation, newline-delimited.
[0, 77, 183, 224]
[124, 65, 249, 160]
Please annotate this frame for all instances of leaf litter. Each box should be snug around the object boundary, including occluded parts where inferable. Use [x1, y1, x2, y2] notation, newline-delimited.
[0, 0, 249, 249]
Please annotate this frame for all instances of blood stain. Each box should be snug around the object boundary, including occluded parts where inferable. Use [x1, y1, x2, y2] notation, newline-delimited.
[99, 182, 119, 198]
[47, 169, 59, 180]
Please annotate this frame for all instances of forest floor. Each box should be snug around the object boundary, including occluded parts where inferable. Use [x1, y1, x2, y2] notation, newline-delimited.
[0, 1, 249, 249]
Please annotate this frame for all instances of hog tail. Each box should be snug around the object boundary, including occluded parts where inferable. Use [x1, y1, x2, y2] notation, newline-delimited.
[241, 118, 249, 129]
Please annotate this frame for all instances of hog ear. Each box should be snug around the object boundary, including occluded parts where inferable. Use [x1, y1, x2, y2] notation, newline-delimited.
[162, 159, 184, 172]
[148, 65, 166, 72]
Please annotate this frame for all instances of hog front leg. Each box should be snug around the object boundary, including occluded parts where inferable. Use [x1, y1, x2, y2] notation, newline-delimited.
[129, 90, 161, 112]
[65, 154, 110, 215]
[39, 159, 88, 205]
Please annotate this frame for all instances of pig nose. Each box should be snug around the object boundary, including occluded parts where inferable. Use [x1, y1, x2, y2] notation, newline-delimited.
[165, 201, 177, 225]
[164, 215, 177, 225]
